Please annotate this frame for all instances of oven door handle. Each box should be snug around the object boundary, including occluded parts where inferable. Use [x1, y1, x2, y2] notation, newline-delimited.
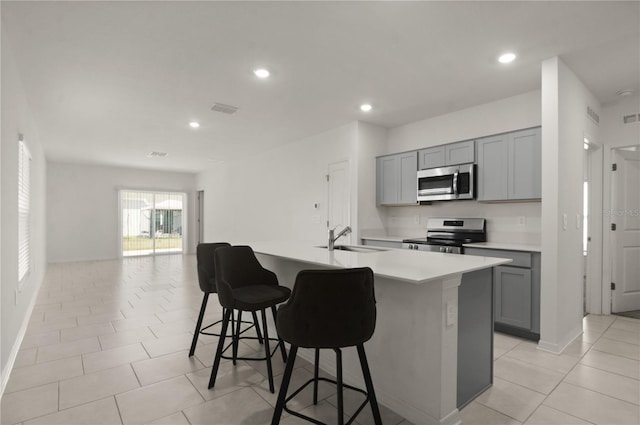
[453, 169, 459, 197]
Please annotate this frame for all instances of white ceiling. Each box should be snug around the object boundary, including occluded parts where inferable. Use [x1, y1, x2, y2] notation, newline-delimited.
[2, 1, 638, 172]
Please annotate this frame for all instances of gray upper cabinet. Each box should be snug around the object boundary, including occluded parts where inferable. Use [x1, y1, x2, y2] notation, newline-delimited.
[376, 151, 418, 206]
[418, 140, 475, 169]
[477, 127, 541, 201]
[508, 128, 542, 200]
[418, 146, 446, 169]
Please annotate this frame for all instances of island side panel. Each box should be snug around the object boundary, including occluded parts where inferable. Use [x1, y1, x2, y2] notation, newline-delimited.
[257, 254, 462, 425]
[457, 268, 494, 409]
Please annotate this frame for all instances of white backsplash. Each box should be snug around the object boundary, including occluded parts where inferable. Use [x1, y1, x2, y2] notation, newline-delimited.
[371, 200, 541, 245]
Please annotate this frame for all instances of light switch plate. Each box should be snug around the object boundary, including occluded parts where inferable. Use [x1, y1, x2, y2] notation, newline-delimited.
[446, 302, 457, 326]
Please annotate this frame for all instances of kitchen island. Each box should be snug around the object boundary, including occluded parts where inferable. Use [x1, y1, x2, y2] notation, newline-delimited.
[249, 241, 510, 425]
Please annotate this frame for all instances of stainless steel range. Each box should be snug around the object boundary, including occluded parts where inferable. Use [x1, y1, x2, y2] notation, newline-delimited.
[402, 218, 486, 254]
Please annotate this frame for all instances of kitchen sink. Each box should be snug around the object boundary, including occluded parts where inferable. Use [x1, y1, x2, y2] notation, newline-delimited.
[315, 245, 388, 253]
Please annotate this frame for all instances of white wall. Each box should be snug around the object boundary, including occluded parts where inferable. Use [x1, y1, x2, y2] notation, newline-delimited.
[355, 122, 388, 239]
[540, 57, 600, 353]
[1, 26, 48, 389]
[197, 122, 359, 245]
[386, 91, 541, 153]
[47, 162, 197, 262]
[375, 90, 543, 243]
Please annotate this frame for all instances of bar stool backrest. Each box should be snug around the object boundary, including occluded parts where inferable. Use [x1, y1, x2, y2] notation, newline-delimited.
[277, 267, 376, 349]
[214, 245, 279, 308]
[196, 242, 230, 293]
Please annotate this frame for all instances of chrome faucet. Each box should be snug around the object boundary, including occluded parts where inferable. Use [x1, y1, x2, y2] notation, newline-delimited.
[328, 225, 351, 251]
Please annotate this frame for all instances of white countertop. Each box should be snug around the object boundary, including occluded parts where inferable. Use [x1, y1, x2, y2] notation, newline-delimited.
[463, 242, 542, 252]
[248, 241, 510, 284]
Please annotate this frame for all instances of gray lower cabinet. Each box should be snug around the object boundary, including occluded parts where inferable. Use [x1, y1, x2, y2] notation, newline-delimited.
[476, 127, 541, 201]
[494, 266, 532, 329]
[376, 151, 418, 206]
[465, 247, 540, 340]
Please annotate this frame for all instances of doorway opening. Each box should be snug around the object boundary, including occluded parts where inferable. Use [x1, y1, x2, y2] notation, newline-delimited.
[327, 160, 351, 244]
[583, 137, 604, 315]
[197, 190, 204, 245]
[120, 190, 186, 257]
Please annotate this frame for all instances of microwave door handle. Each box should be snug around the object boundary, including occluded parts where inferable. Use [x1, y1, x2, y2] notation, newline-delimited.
[453, 169, 459, 197]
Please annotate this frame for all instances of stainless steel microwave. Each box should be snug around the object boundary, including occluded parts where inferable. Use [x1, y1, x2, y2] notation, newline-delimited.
[417, 163, 475, 202]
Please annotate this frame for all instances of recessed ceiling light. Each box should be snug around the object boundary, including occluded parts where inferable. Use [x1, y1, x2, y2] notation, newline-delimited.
[254, 68, 270, 78]
[616, 89, 634, 97]
[498, 53, 516, 64]
[189, 121, 200, 129]
[360, 103, 373, 112]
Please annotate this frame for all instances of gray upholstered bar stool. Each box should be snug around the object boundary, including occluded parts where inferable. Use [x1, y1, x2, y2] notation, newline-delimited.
[189, 242, 264, 358]
[208, 245, 291, 393]
[271, 267, 382, 425]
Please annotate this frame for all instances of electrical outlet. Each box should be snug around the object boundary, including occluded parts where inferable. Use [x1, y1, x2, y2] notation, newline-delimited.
[517, 216, 526, 226]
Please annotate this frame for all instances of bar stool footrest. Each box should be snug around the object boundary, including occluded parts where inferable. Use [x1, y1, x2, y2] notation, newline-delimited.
[223, 338, 285, 362]
[283, 376, 370, 425]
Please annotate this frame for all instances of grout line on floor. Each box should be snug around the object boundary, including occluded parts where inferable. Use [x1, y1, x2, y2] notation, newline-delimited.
[113, 394, 125, 425]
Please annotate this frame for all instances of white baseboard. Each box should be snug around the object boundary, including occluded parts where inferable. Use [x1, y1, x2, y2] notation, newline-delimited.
[538, 324, 583, 354]
[0, 277, 43, 399]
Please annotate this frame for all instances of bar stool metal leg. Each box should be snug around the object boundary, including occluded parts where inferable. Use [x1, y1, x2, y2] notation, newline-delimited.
[336, 348, 344, 425]
[271, 306, 287, 362]
[313, 349, 320, 405]
[261, 309, 275, 393]
[189, 293, 209, 357]
[208, 309, 232, 389]
[252, 311, 264, 344]
[233, 310, 243, 365]
[357, 344, 383, 425]
[271, 345, 298, 425]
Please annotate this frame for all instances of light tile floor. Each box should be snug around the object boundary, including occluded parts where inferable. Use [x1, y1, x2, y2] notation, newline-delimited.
[1, 255, 639, 424]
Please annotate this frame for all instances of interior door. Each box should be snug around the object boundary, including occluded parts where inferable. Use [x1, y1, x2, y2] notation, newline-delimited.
[327, 160, 351, 244]
[611, 148, 640, 313]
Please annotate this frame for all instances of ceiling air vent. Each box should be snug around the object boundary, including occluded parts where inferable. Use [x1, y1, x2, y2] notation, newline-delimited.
[147, 151, 168, 158]
[211, 103, 239, 114]
[623, 114, 640, 124]
[586, 106, 600, 125]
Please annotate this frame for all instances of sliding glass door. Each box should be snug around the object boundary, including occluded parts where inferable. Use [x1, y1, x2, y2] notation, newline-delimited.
[120, 190, 185, 257]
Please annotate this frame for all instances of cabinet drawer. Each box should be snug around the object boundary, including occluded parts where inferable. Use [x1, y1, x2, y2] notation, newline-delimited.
[465, 248, 532, 268]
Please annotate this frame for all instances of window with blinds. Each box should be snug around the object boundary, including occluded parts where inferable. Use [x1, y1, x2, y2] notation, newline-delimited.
[18, 139, 31, 283]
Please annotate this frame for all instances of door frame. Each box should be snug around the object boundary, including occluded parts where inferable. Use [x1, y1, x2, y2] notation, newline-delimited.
[197, 190, 204, 245]
[608, 146, 640, 312]
[583, 137, 604, 314]
[602, 145, 640, 314]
